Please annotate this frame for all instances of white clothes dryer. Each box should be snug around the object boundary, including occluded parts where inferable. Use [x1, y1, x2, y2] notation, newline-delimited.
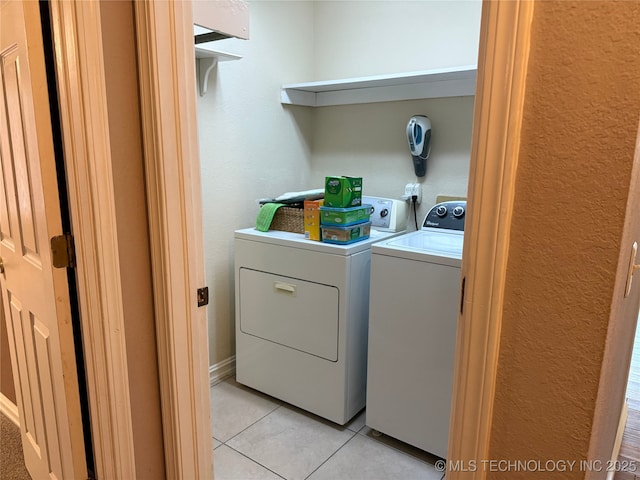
[365, 201, 465, 458]
[234, 197, 406, 425]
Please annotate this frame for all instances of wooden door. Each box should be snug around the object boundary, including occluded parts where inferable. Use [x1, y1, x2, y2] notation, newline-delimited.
[0, 1, 87, 478]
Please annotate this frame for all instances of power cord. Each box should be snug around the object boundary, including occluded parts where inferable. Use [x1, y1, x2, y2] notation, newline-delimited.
[412, 195, 418, 230]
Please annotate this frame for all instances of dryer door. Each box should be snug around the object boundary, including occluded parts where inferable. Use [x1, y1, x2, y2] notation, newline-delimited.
[239, 268, 339, 362]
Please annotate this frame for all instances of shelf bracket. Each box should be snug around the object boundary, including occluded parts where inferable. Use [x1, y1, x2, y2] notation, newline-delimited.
[198, 57, 218, 96]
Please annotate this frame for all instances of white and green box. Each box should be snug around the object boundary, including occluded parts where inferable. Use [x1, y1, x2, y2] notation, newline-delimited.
[319, 204, 371, 226]
[320, 222, 371, 245]
[324, 176, 362, 208]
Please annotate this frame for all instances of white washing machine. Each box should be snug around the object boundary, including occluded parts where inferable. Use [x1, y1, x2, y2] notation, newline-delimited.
[365, 200, 465, 458]
[234, 197, 406, 425]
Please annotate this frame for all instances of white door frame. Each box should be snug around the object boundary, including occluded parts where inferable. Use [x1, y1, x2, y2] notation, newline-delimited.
[134, 1, 213, 478]
[48, 1, 137, 478]
[3, 1, 141, 477]
[446, 1, 534, 476]
[51, 0, 212, 478]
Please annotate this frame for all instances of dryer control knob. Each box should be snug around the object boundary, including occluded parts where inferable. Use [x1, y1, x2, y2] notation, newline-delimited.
[380, 208, 389, 218]
[436, 205, 448, 217]
[453, 206, 465, 218]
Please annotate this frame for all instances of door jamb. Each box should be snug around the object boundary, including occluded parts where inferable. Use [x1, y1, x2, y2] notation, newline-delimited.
[50, 1, 212, 478]
[48, 1, 137, 478]
[447, 1, 534, 477]
[134, 1, 213, 478]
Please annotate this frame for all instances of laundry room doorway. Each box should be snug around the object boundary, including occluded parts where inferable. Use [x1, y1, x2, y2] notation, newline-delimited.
[186, 2, 637, 476]
[194, 1, 483, 477]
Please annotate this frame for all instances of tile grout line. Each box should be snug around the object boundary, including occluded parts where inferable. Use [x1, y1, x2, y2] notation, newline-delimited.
[216, 401, 283, 445]
[222, 443, 288, 480]
[209, 389, 286, 479]
[210, 382, 440, 478]
[302, 429, 359, 480]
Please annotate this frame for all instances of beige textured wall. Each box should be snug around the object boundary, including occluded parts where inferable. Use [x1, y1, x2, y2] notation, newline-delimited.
[100, 2, 165, 478]
[488, 1, 640, 478]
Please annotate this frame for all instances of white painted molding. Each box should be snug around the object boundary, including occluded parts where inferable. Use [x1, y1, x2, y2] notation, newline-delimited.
[209, 357, 236, 387]
[281, 66, 477, 107]
[0, 394, 20, 427]
[48, 2, 136, 479]
[447, 1, 534, 478]
[134, 1, 213, 479]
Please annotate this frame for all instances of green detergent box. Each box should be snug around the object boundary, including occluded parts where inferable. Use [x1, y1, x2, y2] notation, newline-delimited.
[324, 176, 362, 208]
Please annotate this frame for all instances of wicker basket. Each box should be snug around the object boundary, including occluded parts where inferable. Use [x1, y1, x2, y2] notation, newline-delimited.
[270, 206, 304, 233]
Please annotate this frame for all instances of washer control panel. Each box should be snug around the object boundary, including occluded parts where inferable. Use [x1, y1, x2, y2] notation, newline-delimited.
[422, 201, 466, 231]
[363, 196, 408, 232]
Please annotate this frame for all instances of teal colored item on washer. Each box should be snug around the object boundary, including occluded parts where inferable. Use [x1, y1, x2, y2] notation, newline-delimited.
[255, 203, 286, 232]
[320, 204, 372, 226]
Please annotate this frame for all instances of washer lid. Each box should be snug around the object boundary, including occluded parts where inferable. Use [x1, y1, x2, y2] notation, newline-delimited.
[382, 230, 463, 258]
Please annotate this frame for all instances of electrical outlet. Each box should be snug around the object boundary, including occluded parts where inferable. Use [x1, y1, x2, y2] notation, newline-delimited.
[402, 183, 414, 201]
[411, 183, 422, 205]
[402, 183, 422, 204]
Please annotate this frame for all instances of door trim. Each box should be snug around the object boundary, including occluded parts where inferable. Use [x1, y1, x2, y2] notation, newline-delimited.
[48, 1, 212, 478]
[48, 2, 136, 478]
[134, 2, 213, 478]
[447, 0, 534, 476]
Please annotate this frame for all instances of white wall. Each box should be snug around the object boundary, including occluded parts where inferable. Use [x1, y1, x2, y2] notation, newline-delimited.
[198, 0, 481, 367]
[310, 0, 481, 224]
[313, 1, 481, 79]
[309, 96, 475, 224]
[197, 1, 315, 364]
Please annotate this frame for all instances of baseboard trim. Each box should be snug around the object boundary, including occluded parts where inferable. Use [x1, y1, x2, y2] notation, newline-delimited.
[0, 393, 20, 427]
[209, 356, 236, 387]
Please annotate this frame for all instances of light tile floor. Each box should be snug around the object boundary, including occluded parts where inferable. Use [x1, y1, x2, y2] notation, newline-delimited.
[210, 377, 445, 480]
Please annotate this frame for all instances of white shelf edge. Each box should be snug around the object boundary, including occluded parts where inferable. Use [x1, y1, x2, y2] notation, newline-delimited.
[195, 45, 242, 96]
[195, 44, 242, 61]
[281, 65, 477, 107]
